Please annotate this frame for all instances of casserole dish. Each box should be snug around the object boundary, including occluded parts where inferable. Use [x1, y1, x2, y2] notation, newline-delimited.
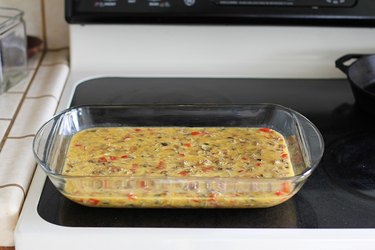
[33, 104, 324, 208]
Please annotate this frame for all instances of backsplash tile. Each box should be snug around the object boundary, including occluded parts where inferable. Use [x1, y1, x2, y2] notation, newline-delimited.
[43, 0, 69, 49]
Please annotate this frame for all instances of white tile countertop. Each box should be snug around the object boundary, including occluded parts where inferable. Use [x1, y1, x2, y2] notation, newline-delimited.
[0, 49, 69, 248]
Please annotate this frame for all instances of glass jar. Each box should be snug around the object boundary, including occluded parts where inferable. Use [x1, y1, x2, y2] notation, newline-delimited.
[0, 8, 27, 94]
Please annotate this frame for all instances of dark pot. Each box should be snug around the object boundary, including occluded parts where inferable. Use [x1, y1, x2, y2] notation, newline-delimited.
[336, 54, 375, 115]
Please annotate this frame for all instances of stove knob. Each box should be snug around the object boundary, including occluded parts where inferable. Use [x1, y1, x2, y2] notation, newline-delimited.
[184, 0, 196, 6]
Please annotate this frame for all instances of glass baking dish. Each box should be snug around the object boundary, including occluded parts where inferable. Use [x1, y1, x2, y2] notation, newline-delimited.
[33, 104, 324, 208]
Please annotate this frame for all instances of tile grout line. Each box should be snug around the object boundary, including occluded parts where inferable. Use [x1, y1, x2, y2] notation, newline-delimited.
[40, 0, 48, 50]
[0, 52, 46, 151]
[7, 135, 35, 140]
[0, 184, 26, 198]
[40, 62, 69, 67]
[47, 47, 70, 52]
[6, 95, 59, 138]
[0, 92, 23, 95]
[41, 62, 69, 67]
[3, 91, 24, 94]
[27, 67, 39, 71]
[26, 95, 58, 102]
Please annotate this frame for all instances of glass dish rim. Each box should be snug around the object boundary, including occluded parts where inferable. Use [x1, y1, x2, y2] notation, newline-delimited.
[33, 103, 324, 182]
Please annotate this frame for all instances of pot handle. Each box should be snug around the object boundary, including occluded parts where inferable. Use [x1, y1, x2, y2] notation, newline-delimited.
[335, 54, 367, 74]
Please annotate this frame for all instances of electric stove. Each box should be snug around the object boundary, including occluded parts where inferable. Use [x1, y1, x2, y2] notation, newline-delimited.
[15, 1, 375, 249]
[37, 77, 375, 229]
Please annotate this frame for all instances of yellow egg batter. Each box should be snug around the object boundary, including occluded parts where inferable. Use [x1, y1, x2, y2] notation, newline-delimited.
[61, 127, 295, 208]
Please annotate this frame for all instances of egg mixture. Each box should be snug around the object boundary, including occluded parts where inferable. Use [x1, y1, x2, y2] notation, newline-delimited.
[62, 127, 295, 208]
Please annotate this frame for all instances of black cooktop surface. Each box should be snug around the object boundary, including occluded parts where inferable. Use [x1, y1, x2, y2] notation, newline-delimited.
[37, 77, 375, 228]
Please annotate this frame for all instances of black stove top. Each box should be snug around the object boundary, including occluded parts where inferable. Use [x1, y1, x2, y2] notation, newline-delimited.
[37, 77, 375, 228]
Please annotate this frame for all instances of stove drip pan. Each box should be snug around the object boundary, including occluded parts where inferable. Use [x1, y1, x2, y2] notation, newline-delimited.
[324, 132, 375, 199]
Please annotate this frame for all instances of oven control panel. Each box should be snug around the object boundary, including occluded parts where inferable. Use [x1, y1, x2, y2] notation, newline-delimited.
[213, 0, 355, 7]
[80, 0, 356, 8]
[66, 0, 375, 27]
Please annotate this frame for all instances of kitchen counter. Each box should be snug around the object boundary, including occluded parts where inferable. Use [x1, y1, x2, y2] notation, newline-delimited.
[0, 49, 69, 249]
